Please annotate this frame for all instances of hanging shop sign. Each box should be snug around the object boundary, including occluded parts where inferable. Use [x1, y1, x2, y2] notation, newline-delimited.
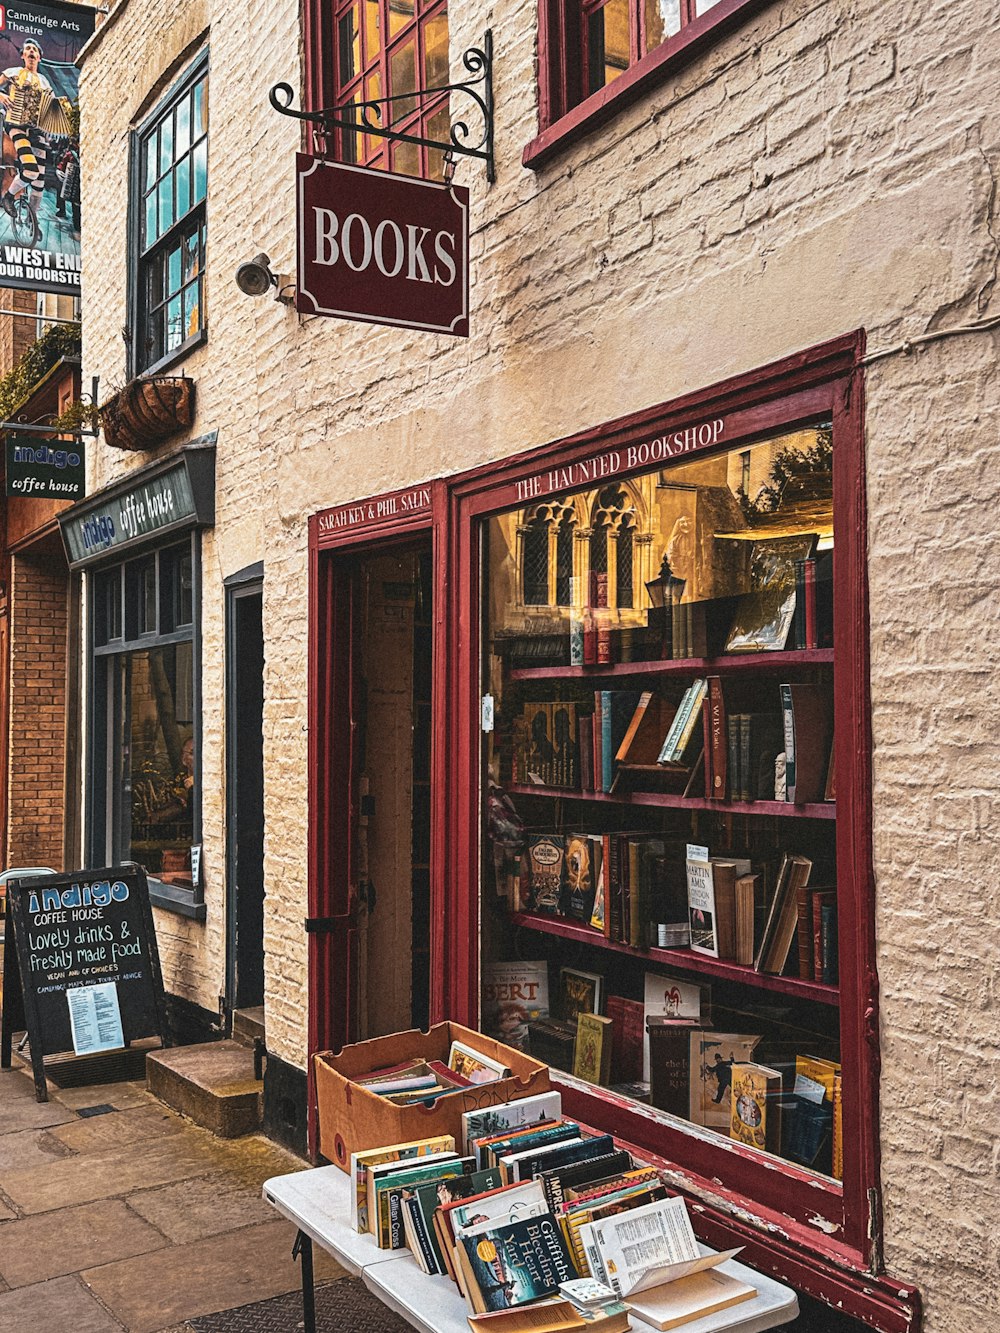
[296, 154, 470, 337]
[59, 441, 216, 566]
[1, 864, 169, 1101]
[0, 1, 96, 296]
[5, 431, 84, 498]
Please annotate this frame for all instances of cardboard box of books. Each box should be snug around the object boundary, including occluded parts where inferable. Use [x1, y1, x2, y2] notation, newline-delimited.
[314, 1021, 552, 1172]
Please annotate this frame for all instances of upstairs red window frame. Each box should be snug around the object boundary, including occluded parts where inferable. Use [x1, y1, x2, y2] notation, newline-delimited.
[306, 0, 450, 178]
[527, 0, 769, 169]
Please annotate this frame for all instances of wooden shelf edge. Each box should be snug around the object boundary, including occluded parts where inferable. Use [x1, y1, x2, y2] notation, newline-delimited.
[507, 783, 836, 820]
[510, 911, 841, 1005]
[508, 649, 834, 681]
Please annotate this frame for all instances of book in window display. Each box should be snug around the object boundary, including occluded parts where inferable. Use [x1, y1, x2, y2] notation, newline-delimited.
[723, 533, 818, 654]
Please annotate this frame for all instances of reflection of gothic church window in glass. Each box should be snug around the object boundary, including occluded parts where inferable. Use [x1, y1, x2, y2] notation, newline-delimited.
[589, 518, 608, 580]
[556, 516, 574, 605]
[523, 513, 549, 605]
[616, 519, 634, 608]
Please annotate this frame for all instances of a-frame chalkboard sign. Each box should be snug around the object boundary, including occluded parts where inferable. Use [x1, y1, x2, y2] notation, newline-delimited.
[1, 863, 170, 1101]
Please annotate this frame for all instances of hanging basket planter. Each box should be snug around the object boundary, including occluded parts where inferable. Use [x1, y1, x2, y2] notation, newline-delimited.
[101, 376, 195, 452]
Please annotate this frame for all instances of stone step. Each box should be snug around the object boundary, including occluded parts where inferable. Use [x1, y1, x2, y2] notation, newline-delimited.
[146, 1040, 262, 1138]
[232, 1005, 265, 1049]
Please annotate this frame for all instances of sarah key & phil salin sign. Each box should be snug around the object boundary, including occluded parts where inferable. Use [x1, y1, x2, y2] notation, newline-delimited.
[0, 1, 94, 295]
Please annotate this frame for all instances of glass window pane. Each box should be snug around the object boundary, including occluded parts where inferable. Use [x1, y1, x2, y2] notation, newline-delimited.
[193, 76, 207, 136]
[159, 114, 174, 175]
[144, 132, 158, 190]
[125, 645, 196, 885]
[389, 0, 415, 37]
[479, 426, 838, 1176]
[694, 0, 722, 13]
[166, 294, 183, 351]
[364, 0, 381, 59]
[176, 155, 191, 216]
[424, 8, 449, 87]
[339, 7, 361, 85]
[158, 177, 173, 235]
[389, 36, 417, 121]
[588, 0, 631, 94]
[644, 0, 680, 51]
[182, 227, 201, 283]
[168, 245, 182, 297]
[192, 139, 207, 204]
[144, 192, 157, 248]
[183, 280, 201, 340]
[426, 100, 450, 179]
[176, 96, 191, 155]
[392, 139, 420, 177]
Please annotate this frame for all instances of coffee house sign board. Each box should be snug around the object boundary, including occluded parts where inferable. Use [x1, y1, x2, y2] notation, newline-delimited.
[296, 154, 470, 336]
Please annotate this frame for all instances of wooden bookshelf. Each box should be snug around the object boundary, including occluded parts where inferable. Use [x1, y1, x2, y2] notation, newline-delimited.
[508, 648, 834, 682]
[508, 782, 836, 820]
[510, 910, 840, 1006]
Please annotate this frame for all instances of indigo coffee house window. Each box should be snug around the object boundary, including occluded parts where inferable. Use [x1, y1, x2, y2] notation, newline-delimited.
[132, 50, 209, 373]
[90, 538, 199, 896]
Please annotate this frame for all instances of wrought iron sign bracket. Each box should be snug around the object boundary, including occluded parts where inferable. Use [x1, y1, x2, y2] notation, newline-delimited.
[0, 376, 101, 440]
[270, 31, 495, 184]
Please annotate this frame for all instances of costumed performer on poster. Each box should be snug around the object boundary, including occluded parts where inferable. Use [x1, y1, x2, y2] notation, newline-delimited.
[0, 40, 72, 222]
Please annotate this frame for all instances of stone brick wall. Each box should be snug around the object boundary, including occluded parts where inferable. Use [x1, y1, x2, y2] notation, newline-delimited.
[7, 552, 68, 869]
[0, 288, 37, 375]
[77, 0, 999, 1323]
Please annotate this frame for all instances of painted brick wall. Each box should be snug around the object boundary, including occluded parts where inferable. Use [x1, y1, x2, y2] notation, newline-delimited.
[76, 0, 999, 1323]
[7, 552, 68, 869]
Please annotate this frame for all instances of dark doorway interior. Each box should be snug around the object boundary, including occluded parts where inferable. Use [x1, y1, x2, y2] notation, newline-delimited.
[226, 569, 265, 1012]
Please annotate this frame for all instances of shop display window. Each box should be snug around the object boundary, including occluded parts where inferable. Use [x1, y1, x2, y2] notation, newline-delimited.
[90, 537, 199, 890]
[467, 389, 869, 1250]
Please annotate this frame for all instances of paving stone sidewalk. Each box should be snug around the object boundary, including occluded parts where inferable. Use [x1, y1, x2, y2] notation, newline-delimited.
[0, 1064, 344, 1332]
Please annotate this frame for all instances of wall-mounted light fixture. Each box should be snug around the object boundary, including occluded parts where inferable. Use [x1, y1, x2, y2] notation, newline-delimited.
[235, 253, 294, 304]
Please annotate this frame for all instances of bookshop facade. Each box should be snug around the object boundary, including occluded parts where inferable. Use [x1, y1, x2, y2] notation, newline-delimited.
[307, 333, 916, 1329]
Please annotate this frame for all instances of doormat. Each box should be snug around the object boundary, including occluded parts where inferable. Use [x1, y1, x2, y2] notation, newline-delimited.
[187, 1278, 413, 1332]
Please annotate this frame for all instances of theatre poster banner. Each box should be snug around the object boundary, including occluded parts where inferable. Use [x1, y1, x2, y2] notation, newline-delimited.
[0, 1, 95, 295]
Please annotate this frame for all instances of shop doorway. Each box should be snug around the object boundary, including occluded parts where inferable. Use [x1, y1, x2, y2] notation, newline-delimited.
[349, 542, 432, 1039]
[312, 537, 433, 1057]
[225, 568, 265, 1013]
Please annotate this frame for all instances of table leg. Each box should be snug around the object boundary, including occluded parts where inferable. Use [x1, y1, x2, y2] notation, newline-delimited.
[292, 1229, 317, 1333]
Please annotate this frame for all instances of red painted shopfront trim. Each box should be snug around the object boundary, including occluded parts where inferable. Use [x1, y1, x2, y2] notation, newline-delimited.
[306, 493, 441, 1160]
[304, 332, 907, 1325]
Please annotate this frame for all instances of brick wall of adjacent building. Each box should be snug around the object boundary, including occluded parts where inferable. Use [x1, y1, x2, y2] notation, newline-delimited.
[7, 552, 68, 869]
[0, 288, 37, 375]
[77, 0, 1000, 1324]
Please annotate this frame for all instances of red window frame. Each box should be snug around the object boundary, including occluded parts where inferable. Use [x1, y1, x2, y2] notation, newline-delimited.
[527, 0, 770, 169]
[309, 0, 450, 178]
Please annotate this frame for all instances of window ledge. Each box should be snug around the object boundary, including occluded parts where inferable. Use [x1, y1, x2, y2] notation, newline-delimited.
[149, 877, 206, 920]
[523, 0, 767, 171]
[137, 327, 207, 380]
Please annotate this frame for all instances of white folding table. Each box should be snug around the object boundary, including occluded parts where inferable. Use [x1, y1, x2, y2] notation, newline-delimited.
[264, 1164, 800, 1333]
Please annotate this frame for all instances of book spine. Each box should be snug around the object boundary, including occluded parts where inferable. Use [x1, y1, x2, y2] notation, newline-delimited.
[594, 692, 603, 794]
[600, 691, 614, 792]
[804, 557, 817, 649]
[728, 714, 741, 802]
[812, 892, 826, 981]
[821, 902, 839, 984]
[707, 675, 726, 800]
[780, 683, 796, 801]
[793, 559, 806, 649]
[670, 679, 706, 763]
[657, 684, 693, 764]
[602, 834, 612, 939]
[702, 696, 714, 798]
[407, 1197, 439, 1273]
[628, 838, 641, 948]
[738, 713, 751, 802]
[796, 885, 813, 980]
